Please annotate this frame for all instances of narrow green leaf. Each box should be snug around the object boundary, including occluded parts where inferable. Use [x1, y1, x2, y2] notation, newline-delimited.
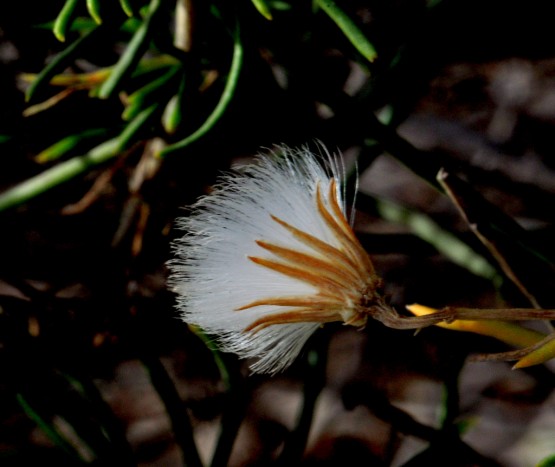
[60, 372, 135, 463]
[86, 0, 103, 24]
[119, 0, 135, 16]
[162, 94, 181, 135]
[0, 139, 117, 212]
[16, 393, 85, 461]
[36, 128, 110, 163]
[116, 103, 159, 149]
[26, 26, 101, 103]
[122, 65, 180, 121]
[159, 20, 243, 157]
[53, 0, 80, 42]
[315, 0, 377, 63]
[0, 105, 158, 212]
[251, 0, 273, 20]
[373, 195, 498, 280]
[162, 72, 186, 134]
[98, 0, 164, 99]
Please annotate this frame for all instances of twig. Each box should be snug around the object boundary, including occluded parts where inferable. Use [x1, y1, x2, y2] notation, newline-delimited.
[371, 302, 555, 330]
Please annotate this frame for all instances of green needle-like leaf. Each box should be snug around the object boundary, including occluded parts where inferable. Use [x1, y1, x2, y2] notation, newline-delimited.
[119, 0, 135, 16]
[0, 105, 158, 212]
[315, 0, 377, 63]
[251, 0, 273, 20]
[36, 128, 111, 163]
[98, 0, 164, 99]
[26, 25, 101, 103]
[53, 0, 80, 42]
[17, 393, 86, 461]
[86, 0, 103, 24]
[373, 194, 498, 281]
[162, 74, 187, 134]
[0, 139, 118, 213]
[159, 20, 243, 157]
[122, 65, 180, 121]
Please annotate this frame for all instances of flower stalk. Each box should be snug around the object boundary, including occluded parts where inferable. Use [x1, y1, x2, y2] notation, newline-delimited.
[407, 303, 555, 368]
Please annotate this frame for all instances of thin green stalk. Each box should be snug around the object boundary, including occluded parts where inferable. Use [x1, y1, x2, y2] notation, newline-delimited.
[117, 103, 159, 146]
[98, 0, 164, 99]
[159, 19, 243, 158]
[315, 0, 377, 63]
[141, 356, 203, 467]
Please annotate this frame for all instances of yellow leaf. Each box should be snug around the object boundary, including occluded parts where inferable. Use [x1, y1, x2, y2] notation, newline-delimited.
[406, 303, 544, 348]
[513, 336, 555, 369]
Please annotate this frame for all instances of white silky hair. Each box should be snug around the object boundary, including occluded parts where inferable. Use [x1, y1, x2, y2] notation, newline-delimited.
[168, 144, 356, 374]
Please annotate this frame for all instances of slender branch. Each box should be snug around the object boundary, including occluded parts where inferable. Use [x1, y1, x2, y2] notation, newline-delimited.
[370, 301, 555, 330]
[470, 333, 555, 363]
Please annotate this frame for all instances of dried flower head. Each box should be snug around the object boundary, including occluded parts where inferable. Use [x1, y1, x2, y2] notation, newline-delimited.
[168, 145, 390, 374]
[168, 145, 555, 373]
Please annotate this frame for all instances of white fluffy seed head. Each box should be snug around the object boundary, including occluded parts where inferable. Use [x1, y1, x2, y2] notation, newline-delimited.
[168, 144, 373, 375]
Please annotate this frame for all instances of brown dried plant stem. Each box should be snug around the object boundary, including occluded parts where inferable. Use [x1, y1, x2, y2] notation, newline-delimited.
[470, 332, 555, 362]
[372, 304, 555, 330]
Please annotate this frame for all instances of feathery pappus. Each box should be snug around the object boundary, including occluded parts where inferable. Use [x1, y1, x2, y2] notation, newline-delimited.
[169, 145, 396, 374]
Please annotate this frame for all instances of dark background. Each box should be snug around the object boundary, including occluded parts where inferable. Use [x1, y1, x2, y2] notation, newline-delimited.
[1, 1, 555, 465]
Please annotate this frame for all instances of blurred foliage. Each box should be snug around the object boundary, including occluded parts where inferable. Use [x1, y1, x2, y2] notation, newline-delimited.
[1, 0, 555, 465]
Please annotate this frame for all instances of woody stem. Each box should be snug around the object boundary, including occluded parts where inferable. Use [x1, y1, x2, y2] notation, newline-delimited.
[371, 304, 555, 330]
